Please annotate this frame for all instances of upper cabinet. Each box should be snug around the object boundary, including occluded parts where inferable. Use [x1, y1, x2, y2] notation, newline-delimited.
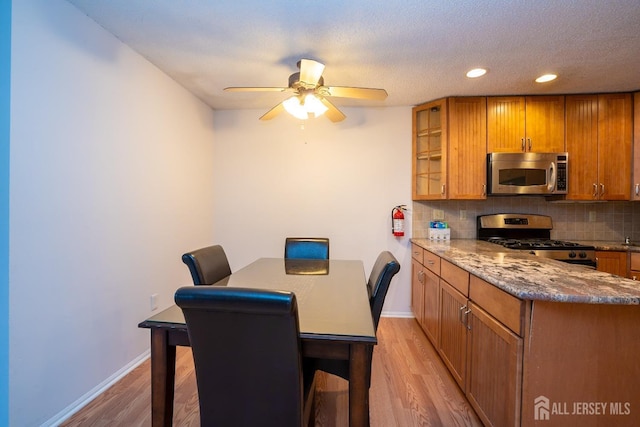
[487, 96, 565, 153]
[566, 93, 633, 201]
[413, 97, 487, 200]
[413, 99, 447, 199]
[632, 92, 640, 201]
[448, 97, 487, 200]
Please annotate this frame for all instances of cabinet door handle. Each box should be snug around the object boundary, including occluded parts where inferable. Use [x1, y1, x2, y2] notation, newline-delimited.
[600, 183, 605, 197]
[441, 184, 446, 196]
[527, 138, 532, 151]
[482, 184, 486, 196]
[635, 183, 640, 197]
[465, 309, 472, 330]
[459, 305, 467, 324]
[592, 183, 598, 198]
[521, 138, 525, 152]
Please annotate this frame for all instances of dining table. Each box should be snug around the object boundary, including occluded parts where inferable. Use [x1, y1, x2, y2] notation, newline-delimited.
[138, 257, 377, 427]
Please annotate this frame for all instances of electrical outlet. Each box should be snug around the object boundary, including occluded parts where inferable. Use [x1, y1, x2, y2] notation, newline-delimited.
[150, 294, 158, 311]
[460, 210, 467, 220]
[588, 211, 596, 222]
[433, 209, 445, 220]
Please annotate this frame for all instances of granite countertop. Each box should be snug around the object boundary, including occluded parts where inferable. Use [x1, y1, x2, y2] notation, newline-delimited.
[411, 239, 640, 305]
[574, 240, 640, 252]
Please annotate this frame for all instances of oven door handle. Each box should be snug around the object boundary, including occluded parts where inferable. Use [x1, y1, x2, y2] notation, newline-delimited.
[548, 162, 556, 193]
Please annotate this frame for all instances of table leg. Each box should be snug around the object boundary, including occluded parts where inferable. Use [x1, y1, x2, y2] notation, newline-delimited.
[349, 343, 372, 427]
[151, 328, 176, 427]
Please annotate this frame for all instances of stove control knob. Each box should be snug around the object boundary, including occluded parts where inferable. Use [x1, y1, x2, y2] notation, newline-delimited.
[569, 251, 577, 258]
[578, 252, 587, 258]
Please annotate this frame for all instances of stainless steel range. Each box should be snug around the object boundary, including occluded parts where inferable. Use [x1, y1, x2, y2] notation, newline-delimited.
[477, 213, 596, 268]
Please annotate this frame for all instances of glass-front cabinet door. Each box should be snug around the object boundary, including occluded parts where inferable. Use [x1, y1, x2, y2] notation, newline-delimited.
[413, 99, 447, 199]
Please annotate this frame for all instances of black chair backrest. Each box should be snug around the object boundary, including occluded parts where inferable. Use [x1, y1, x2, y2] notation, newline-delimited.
[368, 251, 401, 330]
[284, 237, 329, 260]
[175, 286, 305, 427]
[181, 245, 231, 285]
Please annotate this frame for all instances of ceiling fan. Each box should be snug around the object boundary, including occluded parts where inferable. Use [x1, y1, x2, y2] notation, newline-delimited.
[224, 59, 388, 122]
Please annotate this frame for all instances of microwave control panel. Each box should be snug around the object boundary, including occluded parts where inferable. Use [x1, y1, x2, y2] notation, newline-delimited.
[556, 155, 567, 192]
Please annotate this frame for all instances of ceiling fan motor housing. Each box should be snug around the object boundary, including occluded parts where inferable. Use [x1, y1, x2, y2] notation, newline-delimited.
[289, 72, 324, 90]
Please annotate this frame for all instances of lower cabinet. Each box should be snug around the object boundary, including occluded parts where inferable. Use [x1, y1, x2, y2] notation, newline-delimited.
[411, 258, 425, 329]
[412, 246, 525, 427]
[467, 302, 523, 427]
[629, 252, 640, 280]
[596, 250, 627, 276]
[439, 280, 469, 390]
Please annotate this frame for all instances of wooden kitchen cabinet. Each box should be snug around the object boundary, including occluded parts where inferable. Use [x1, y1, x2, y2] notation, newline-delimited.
[566, 93, 632, 200]
[413, 97, 487, 200]
[447, 97, 487, 199]
[411, 245, 527, 427]
[413, 99, 447, 199]
[631, 92, 640, 200]
[487, 95, 565, 153]
[466, 302, 523, 427]
[439, 280, 469, 390]
[596, 250, 627, 276]
[411, 245, 439, 346]
[628, 252, 640, 280]
[411, 258, 426, 329]
[422, 268, 440, 345]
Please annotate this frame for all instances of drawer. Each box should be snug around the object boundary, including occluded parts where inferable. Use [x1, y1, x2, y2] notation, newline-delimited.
[423, 250, 441, 275]
[411, 244, 424, 264]
[440, 259, 469, 296]
[469, 275, 524, 336]
[630, 253, 640, 271]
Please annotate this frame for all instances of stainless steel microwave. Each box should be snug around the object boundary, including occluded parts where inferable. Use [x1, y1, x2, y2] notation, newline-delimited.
[487, 152, 568, 195]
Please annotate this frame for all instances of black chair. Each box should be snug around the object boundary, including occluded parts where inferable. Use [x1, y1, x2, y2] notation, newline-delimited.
[181, 245, 232, 285]
[175, 286, 316, 427]
[312, 251, 400, 385]
[284, 237, 330, 260]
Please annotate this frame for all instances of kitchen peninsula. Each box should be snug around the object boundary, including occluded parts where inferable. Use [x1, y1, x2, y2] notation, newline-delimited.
[411, 238, 640, 427]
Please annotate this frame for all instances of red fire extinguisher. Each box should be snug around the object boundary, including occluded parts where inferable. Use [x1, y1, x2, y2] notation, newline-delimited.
[391, 205, 406, 237]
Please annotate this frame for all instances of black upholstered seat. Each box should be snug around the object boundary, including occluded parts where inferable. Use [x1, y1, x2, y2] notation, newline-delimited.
[175, 286, 316, 427]
[284, 237, 329, 260]
[312, 250, 400, 385]
[181, 245, 232, 285]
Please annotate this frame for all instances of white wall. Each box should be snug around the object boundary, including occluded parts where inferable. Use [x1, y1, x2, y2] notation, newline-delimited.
[10, 1, 215, 425]
[212, 108, 413, 316]
[0, 2, 10, 425]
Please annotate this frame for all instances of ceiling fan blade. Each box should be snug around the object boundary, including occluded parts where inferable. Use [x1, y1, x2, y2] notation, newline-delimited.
[259, 101, 285, 121]
[224, 87, 289, 92]
[323, 86, 388, 100]
[298, 59, 325, 87]
[319, 98, 346, 123]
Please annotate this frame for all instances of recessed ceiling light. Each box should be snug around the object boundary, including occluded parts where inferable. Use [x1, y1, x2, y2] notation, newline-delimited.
[535, 74, 558, 83]
[466, 68, 487, 78]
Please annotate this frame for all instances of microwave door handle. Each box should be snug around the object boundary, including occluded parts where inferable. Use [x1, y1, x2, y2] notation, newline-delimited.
[548, 162, 556, 192]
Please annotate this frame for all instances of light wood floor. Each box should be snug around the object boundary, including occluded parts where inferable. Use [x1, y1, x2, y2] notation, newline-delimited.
[61, 318, 482, 426]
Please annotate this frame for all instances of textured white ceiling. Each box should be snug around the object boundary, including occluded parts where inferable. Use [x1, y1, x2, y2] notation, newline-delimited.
[66, 0, 640, 112]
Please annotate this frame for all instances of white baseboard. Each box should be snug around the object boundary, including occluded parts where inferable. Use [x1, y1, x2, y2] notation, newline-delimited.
[43, 350, 150, 427]
[381, 311, 415, 319]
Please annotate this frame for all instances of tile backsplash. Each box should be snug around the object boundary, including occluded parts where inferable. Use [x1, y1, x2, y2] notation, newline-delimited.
[412, 197, 640, 242]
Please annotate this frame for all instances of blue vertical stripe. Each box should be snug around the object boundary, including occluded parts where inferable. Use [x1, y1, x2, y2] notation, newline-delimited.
[0, 0, 10, 425]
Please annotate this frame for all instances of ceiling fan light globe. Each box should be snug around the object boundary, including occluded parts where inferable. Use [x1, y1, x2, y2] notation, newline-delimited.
[303, 94, 328, 117]
[283, 96, 309, 120]
[283, 94, 328, 120]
